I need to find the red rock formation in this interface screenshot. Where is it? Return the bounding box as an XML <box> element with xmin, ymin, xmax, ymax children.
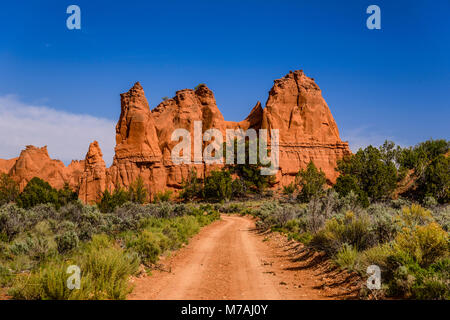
<box><xmin>79</xmin><ymin>141</ymin><xmax>107</xmax><ymax>203</ymax></box>
<box><xmin>261</xmin><ymin>70</ymin><xmax>350</xmax><ymax>184</ymax></box>
<box><xmin>0</xmin><ymin>158</ymin><xmax>18</xmax><ymax>175</ymax></box>
<box><xmin>0</xmin><ymin>70</ymin><xmax>351</xmax><ymax>202</ymax></box>
<box><xmin>5</xmin><ymin>145</ymin><xmax>86</xmax><ymax>192</ymax></box>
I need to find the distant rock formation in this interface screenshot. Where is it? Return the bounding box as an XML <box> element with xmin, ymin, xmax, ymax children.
<box><xmin>0</xmin><ymin>70</ymin><xmax>351</xmax><ymax>203</ymax></box>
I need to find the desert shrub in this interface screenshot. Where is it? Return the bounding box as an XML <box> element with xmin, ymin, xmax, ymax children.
<box><xmin>333</xmin><ymin>175</ymin><xmax>370</xmax><ymax>207</ymax></box>
<box><xmin>296</xmin><ymin>161</ymin><xmax>326</xmax><ymax>203</ymax></box>
<box><xmin>397</xmin><ymin>204</ymin><xmax>433</xmax><ymax>229</ymax></box>
<box><xmin>217</xmin><ymin>202</ymin><xmax>245</xmax><ymax>213</ymax></box>
<box><xmin>77</xmin><ymin>235</ymin><xmax>140</xmax><ymax>299</ymax></box>
<box><xmin>8</xmin><ymin>232</ymin><xmax>55</xmax><ymax>263</ymax></box>
<box><xmin>423</xmin><ymin>196</ymin><xmax>438</xmax><ymax>208</ymax></box>
<box><xmin>17</xmin><ymin>177</ymin><xmax>59</xmax><ymax>209</ymax></box>
<box><xmin>335</xmin><ymin>142</ymin><xmax>400</xmax><ymax>202</ymax></box>
<box><xmin>16</xmin><ymin>178</ymin><xmax>76</xmax><ymax>210</ymax></box>
<box><xmin>397</xmin><ymin>139</ymin><xmax>449</xmax><ymax>203</ymax></box>
<box><xmin>59</xmin><ymin>202</ymin><xmax>106</xmax><ymax>240</ymax></box>
<box><xmin>367</xmin><ymin>204</ymin><xmax>400</xmax><ymax>243</ymax></box>
<box><xmin>0</xmin><ymin>173</ymin><xmax>19</xmax><ymax>205</ymax></box>
<box><xmin>126</xmin><ymin>229</ymin><xmax>164</xmax><ymax>264</ymax></box>
<box><xmin>282</xmin><ymin>183</ymin><xmax>296</xmax><ymax>198</ymax></box>
<box><xmin>231</xmin><ymin>178</ymin><xmax>246</xmax><ymax>198</ymax></box>
<box><xmin>29</xmin><ymin>203</ymin><xmax>59</xmax><ymax>223</ymax></box>
<box><xmin>390</xmin><ymin>198</ymin><xmax>412</xmax><ymax>209</ymax></box>
<box><xmin>394</xmin><ymin>222</ymin><xmax>448</xmax><ymax>268</ymax></box>
<box><xmin>276</xmin><ymin>205</ymin><xmax>303</xmax><ymax>228</ymax></box>
<box><xmin>417</xmin><ymin>155</ymin><xmax>450</xmax><ymax>204</ymax></box>
<box><xmin>112</xmin><ymin>202</ymin><xmax>150</xmax><ymax>231</ymax></box>
<box><xmin>56</xmin><ymin>183</ymin><xmax>79</xmax><ymax>208</ymax></box>
<box><xmin>0</xmin><ymin>264</ymin><xmax>13</xmax><ymax>287</ymax></box>
<box><xmin>387</xmin><ymin>258</ymin><xmax>450</xmax><ymax>299</ymax></box>
<box><xmin>0</xmin><ymin>204</ymin><xmax>27</xmax><ymax>241</ymax></box>
<box><xmin>203</xmin><ymin>170</ymin><xmax>233</xmax><ymax>202</ymax></box>
<box><xmin>10</xmin><ymin>234</ymin><xmax>139</xmax><ymax>300</ymax></box>
<box><xmin>9</xmin><ymin>261</ymin><xmax>77</xmax><ymax>300</ymax></box>
<box><xmin>359</xmin><ymin>242</ymin><xmax>393</xmax><ymax>272</ymax></box>
<box><xmin>56</xmin><ymin>231</ymin><xmax>79</xmax><ymax>254</ymax></box>
<box><xmin>153</xmin><ymin>202</ymin><xmax>176</xmax><ymax>219</ymax></box>
<box><xmin>97</xmin><ymin>188</ymin><xmax>130</xmax><ymax>213</ymax></box>
<box><xmin>128</xmin><ymin>177</ymin><xmax>148</xmax><ymax>204</ymax></box>
<box><xmin>432</xmin><ymin>205</ymin><xmax>450</xmax><ymax>232</ymax></box>
<box><xmin>227</xmin><ymin>138</ymin><xmax>276</xmax><ymax>195</ymax></box>
<box><xmin>411</xmin><ymin>258</ymin><xmax>449</xmax><ymax>300</ymax></box>
<box><xmin>173</xmin><ymin>216</ymin><xmax>200</xmax><ymax>243</ymax></box>
<box><xmin>334</xmin><ymin>244</ymin><xmax>360</xmax><ymax>271</ymax></box>
<box><xmin>303</xmin><ymin>192</ymin><xmax>341</xmax><ymax>233</ymax></box>
<box><xmin>153</xmin><ymin>190</ymin><xmax>173</xmax><ymax>203</ymax></box>
<box><xmin>180</xmin><ymin>169</ymin><xmax>203</xmax><ymax>202</ymax></box>
<box><xmin>253</xmin><ymin>201</ymin><xmax>282</xmax><ymax>230</ymax></box>
<box><xmin>2</xmin><ymin>198</ymin><xmax>220</xmax><ymax>299</ymax></box>
<box><xmin>310</xmin><ymin>211</ymin><xmax>372</xmax><ymax>255</ymax></box>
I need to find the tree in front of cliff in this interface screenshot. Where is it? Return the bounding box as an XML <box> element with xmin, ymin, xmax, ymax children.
<box><xmin>296</xmin><ymin>161</ymin><xmax>326</xmax><ymax>203</ymax></box>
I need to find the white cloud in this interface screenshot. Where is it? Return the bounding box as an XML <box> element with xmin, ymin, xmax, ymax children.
<box><xmin>0</xmin><ymin>95</ymin><xmax>116</xmax><ymax>166</ymax></box>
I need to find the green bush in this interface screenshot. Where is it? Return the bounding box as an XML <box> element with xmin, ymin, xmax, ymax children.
<box><xmin>296</xmin><ymin>161</ymin><xmax>326</xmax><ymax>203</ymax></box>
<box><xmin>126</xmin><ymin>229</ymin><xmax>164</xmax><ymax>264</ymax></box>
<box><xmin>394</xmin><ymin>222</ymin><xmax>448</xmax><ymax>268</ymax></box>
<box><xmin>310</xmin><ymin>211</ymin><xmax>372</xmax><ymax>255</ymax></box>
<box><xmin>0</xmin><ymin>174</ymin><xmax>19</xmax><ymax>205</ymax></box>
<box><xmin>128</xmin><ymin>177</ymin><xmax>148</xmax><ymax>204</ymax></box>
<box><xmin>17</xmin><ymin>178</ymin><xmax>59</xmax><ymax>210</ymax></box>
<box><xmin>10</xmin><ymin>235</ymin><xmax>140</xmax><ymax>300</ymax></box>
<box><xmin>16</xmin><ymin>178</ymin><xmax>77</xmax><ymax>210</ymax></box>
<box><xmin>334</xmin><ymin>244</ymin><xmax>359</xmax><ymax>271</ymax></box>
<box><xmin>203</xmin><ymin>170</ymin><xmax>233</xmax><ymax>202</ymax></box>
<box><xmin>56</xmin><ymin>231</ymin><xmax>79</xmax><ymax>254</ymax></box>
<box><xmin>97</xmin><ymin>188</ymin><xmax>129</xmax><ymax>213</ymax></box>
<box><xmin>0</xmin><ymin>204</ymin><xmax>27</xmax><ymax>241</ymax></box>
<box><xmin>153</xmin><ymin>190</ymin><xmax>173</xmax><ymax>203</ymax></box>
<box><xmin>335</xmin><ymin>142</ymin><xmax>400</xmax><ymax>202</ymax></box>
<box><xmin>180</xmin><ymin>169</ymin><xmax>203</xmax><ymax>201</ymax></box>
<box><xmin>77</xmin><ymin>235</ymin><xmax>140</xmax><ymax>299</ymax></box>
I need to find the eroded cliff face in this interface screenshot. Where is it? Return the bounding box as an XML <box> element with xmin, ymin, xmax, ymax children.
<box><xmin>1</xmin><ymin>70</ymin><xmax>351</xmax><ymax>203</ymax></box>
<box><xmin>7</xmin><ymin>146</ymin><xmax>84</xmax><ymax>191</ymax></box>
<box><xmin>0</xmin><ymin>158</ymin><xmax>18</xmax><ymax>175</ymax></box>
<box><xmin>261</xmin><ymin>70</ymin><xmax>350</xmax><ymax>185</ymax></box>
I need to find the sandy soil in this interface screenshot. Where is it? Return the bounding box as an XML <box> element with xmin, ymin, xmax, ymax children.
<box><xmin>129</xmin><ymin>214</ymin><xmax>360</xmax><ymax>300</ymax></box>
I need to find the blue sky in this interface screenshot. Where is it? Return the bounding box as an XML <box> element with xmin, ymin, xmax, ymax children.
<box><xmin>0</xmin><ymin>0</ymin><xmax>449</xmax><ymax>164</ymax></box>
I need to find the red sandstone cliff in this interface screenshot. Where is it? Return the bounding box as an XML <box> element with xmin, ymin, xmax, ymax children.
<box><xmin>0</xmin><ymin>70</ymin><xmax>351</xmax><ymax>203</ymax></box>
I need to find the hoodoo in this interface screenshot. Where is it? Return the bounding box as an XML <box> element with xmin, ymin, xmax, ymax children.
<box><xmin>0</xmin><ymin>70</ymin><xmax>351</xmax><ymax>203</ymax></box>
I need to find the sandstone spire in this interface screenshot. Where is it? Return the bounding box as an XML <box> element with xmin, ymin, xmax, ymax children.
<box><xmin>79</xmin><ymin>141</ymin><xmax>107</xmax><ymax>203</ymax></box>
<box><xmin>262</xmin><ymin>70</ymin><xmax>350</xmax><ymax>184</ymax></box>
<box><xmin>115</xmin><ymin>82</ymin><xmax>162</xmax><ymax>162</ymax></box>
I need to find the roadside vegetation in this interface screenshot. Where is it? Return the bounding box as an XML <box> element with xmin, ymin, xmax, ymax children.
<box><xmin>0</xmin><ymin>138</ymin><xmax>448</xmax><ymax>300</ymax></box>
<box><xmin>212</xmin><ymin>139</ymin><xmax>449</xmax><ymax>300</ymax></box>
<box><xmin>0</xmin><ymin>176</ymin><xmax>219</xmax><ymax>299</ymax></box>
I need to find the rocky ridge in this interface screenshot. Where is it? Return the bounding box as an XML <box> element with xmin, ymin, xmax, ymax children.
<box><xmin>1</xmin><ymin>70</ymin><xmax>351</xmax><ymax>203</ymax></box>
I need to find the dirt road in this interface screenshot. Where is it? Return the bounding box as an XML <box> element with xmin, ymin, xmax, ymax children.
<box><xmin>129</xmin><ymin>215</ymin><xmax>359</xmax><ymax>300</ymax></box>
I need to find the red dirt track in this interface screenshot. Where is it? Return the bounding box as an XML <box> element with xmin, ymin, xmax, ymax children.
<box><xmin>129</xmin><ymin>215</ymin><xmax>360</xmax><ymax>300</ymax></box>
